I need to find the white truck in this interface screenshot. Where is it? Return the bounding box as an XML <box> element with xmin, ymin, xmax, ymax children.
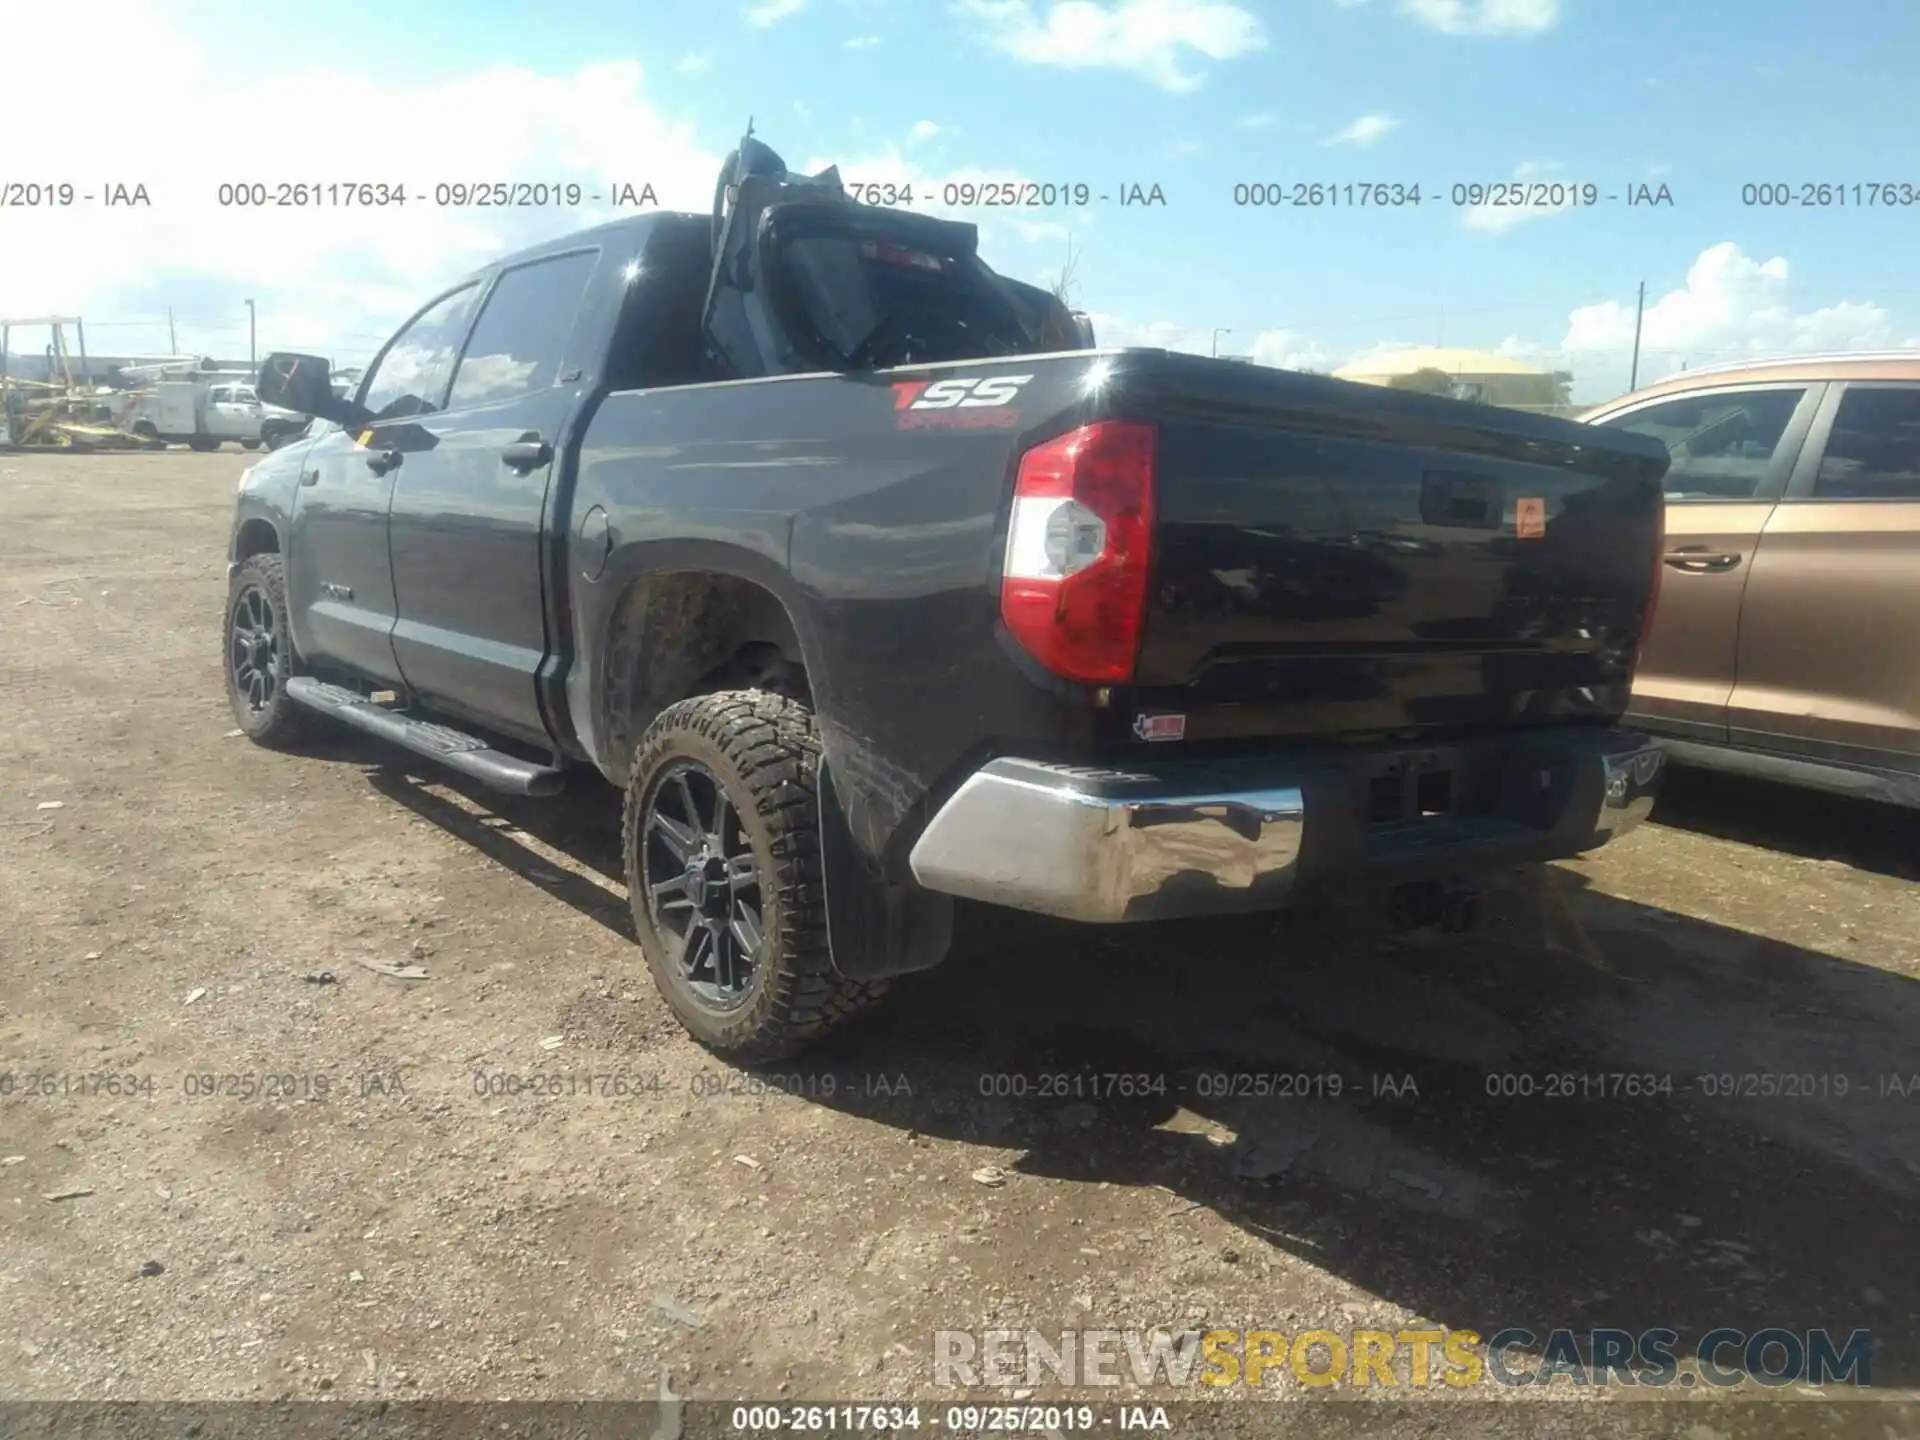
<box><xmin>117</xmin><ymin>372</ymin><xmax>306</xmax><ymax>451</ymax></box>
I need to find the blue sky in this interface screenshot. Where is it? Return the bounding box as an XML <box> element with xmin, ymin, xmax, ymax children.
<box><xmin>7</xmin><ymin>0</ymin><xmax>1918</xmax><ymax>400</ymax></box>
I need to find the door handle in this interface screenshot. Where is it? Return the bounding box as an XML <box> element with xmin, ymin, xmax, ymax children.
<box><xmin>501</xmin><ymin>437</ymin><xmax>552</xmax><ymax>473</ymax></box>
<box><xmin>501</xmin><ymin>438</ymin><xmax>552</xmax><ymax>472</ymax></box>
<box><xmin>1663</xmin><ymin>547</ymin><xmax>1741</xmax><ymax>573</ymax></box>
<box><xmin>365</xmin><ymin>450</ymin><xmax>403</xmax><ymax>476</ymax></box>
<box><xmin>299</xmin><ymin>469</ymin><xmax>320</xmax><ymax>486</ymax></box>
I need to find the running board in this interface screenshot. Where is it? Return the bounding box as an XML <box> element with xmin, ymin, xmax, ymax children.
<box><xmin>284</xmin><ymin>677</ymin><xmax>568</xmax><ymax>797</ymax></box>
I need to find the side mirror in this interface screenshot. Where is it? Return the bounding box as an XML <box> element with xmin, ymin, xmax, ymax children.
<box><xmin>256</xmin><ymin>352</ymin><xmax>364</xmax><ymax>426</ymax></box>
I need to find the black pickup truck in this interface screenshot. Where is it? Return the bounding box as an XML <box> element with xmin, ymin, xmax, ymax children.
<box><xmin>230</xmin><ymin>137</ymin><xmax>1671</xmax><ymax>1060</ymax></box>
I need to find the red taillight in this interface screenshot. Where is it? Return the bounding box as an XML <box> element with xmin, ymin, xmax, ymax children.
<box><xmin>1633</xmin><ymin>499</ymin><xmax>1666</xmax><ymax>674</ymax></box>
<box><xmin>999</xmin><ymin>420</ymin><xmax>1157</xmax><ymax>683</ymax></box>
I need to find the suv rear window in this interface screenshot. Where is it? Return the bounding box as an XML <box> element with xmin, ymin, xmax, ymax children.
<box><xmin>1813</xmin><ymin>386</ymin><xmax>1920</xmax><ymax>500</ymax></box>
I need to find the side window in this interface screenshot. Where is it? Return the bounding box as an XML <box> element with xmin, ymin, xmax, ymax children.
<box><xmin>359</xmin><ymin>283</ymin><xmax>481</xmax><ymax>421</ymax></box>
<box><xmin>1600</xmin><ymin>387</ymin><xmax>1806</xmax><ymax>501</ymax></box>
<box><xmin>1812</xmin><ymin>387</ymin><xmax>1920</xmax><ymax>500</ymax></box>
<box><xmin>446</xmin><ymin>250</ymin><xmax>598</xmax><ymax>410</ymax></box>
<box><xmin>208</xmin><ymin>386</ymin><xmax>230</xmax><ymax>404</ymax></box>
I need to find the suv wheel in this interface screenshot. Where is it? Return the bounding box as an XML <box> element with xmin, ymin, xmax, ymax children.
<box><xmin>622</xmin><ymin>690</ymin><xmax>887</xmax><ymax>1062</ymax></box>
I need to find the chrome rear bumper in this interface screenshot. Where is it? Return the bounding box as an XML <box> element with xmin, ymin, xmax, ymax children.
<box><xmin>908</xmin><ymin>759</ymin><xmax>1306</xmax><ymax>924</ymax></box>
<box><xmin>907</xmin><ymin>732</ymin><xmax>1663</xmax><ymax>924</ymax></box>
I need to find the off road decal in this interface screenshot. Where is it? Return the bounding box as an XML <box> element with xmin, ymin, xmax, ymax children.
<box><xmin>891</xmin><ymin>373</ymin><xmax>1034</xmax><ymax>429</ymax></box>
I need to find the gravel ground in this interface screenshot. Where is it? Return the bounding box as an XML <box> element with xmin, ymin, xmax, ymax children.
<box><xmin>2</xmin><ymin>449</ymin><xmax>1917</xmax><ymax>1438</ymax></box>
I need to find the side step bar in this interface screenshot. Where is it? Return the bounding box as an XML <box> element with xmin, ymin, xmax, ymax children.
<box><xmin>284</xmin><ymin>677</ymin><xmax>568</xmax><ymax>797</ymax></box>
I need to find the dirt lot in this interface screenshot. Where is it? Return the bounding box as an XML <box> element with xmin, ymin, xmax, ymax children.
<box><xmin>3</xmin><ymin>449</ymin><xmax>1918</xmax><ymax>1434</ymax></box>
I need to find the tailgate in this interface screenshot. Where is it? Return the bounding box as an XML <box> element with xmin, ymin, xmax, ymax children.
<box><xmin>1122</xmin><ymin>357</ymin><xmax>1670</xmax><ymax>745</ymax></box>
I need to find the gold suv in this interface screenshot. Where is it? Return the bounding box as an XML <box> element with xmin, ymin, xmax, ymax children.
<box><xmin>1583</xmin><ymin>353</ymin><xmax>1920</xmax><ymax>808</ymax></box>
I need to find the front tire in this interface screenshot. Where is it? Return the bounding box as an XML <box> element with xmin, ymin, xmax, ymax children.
<box><xmin>622</xmin><ymin>691</ymin><xmax>886</xmax><ymax>1062</ymax></box>
<box><xmin>224</xmin><ymin>553</ymin><xmax>323</xmax><ymax>748</ymax></box>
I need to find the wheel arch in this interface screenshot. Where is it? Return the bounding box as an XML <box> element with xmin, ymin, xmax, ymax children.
<box><xmin>598</xmin><ymin>564</ymin><xmax>814</xmax><ymax>780</ymax></box>
<box><xmin>232</xmin><ymin>517</ymin><xmax>280</xmax><ymax>563</ymax></box>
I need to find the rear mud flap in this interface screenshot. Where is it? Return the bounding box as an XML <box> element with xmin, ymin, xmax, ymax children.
<box><xmin>818</xmin><ymin>759</ymin><xmax>953</xmax><ymax>979</ymax></box>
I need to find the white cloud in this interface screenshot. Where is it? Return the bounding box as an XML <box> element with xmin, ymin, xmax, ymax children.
<box><xmin>1323</xmin><ymin>112</ymin><xmax>1399</xmax><ymax>147</ymax></box>
<box><xmin>956</xmin><ymin>0</ymin><xmax>1266</xmax><ymax>92</ymax></box>
<box><xmin>1402</xmin><ymin>0</ymin><xmax>1559</xmax><ymax>32</ymax></box>
<box><xmin>799</xmin><ymin>144</ymin><xmax>1100</xmax><ymax>258</ymax></box>
<box><xmin>1087</xmin><ymin>314</ymin><xmax>1333</xmax><ymax>370</ymax></box>
<box><xmin>1248</xmin><ymin>329</ymin><xmax>1336</xmax><ymax>370</ymax></box>
<box><xmin>675</xmin><ymin>52</ymin><xmax>712</xmax><ymax>72</ymax></box>
<box><xmin>744</xmin><ymin>0</ymin><xmax>808</xmax><ymax>25</ymax></box>
<box><xmin>907</xmin><ymin>120</ymin><xmax>945</xmax><ymax>143</ymax></box>
<box><xmin>844</xmin><ymin>33</ymin><xmax>881</xmax><ymax>46</ymax></box>
<box><xmin>1555</xmin><ymin>243</ymin><xmax>1909</xmax><ymax>389</ymax></box>
<box><xmin>1458</xmin><ymin>160</ymin><xmax>1576</xmax><ymax>234</ymax></box>
<box><xmin>0</xmin><ymin>1</ymin><xmax>723</xmax><ymax>368</ymax></box>
<box><xmin>1338</xmin><ymin>0</ymin><xmax>1560</xmax><ymax>34</ymax></box>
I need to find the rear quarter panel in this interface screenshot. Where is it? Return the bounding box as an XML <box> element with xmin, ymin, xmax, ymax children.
<box><xmin>569</xmin><ymin>356</ymin><xmax>1107</xmax><ymax>867</ymax></box>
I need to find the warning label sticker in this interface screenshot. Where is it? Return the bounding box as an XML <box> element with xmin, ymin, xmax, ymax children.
<box><xmin>1515</xmin><ymin>497</ymin><xmax>1546</xmax><ymax>539</ymax></box>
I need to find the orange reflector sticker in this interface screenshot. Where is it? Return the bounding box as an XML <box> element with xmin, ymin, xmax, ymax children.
<box><xmin>357</xmin><ymin>429</ymin><xmax>375</xmax><ymax>447</ymax></box>
<box><xmin>1515</xmin><ymin>497</ymin><xmax>1546</xmax><ymax>539</ymax></box>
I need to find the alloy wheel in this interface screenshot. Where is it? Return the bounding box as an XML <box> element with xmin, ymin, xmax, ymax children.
<box><xmin>640</xmin><ymin>759</ymin><xmax>765</xmax><ymax>1010</ymax></box>
<box><xmin>229</xmin><ymin>585</ymin><xmax>280</xmax><ymax>715</ymax></box>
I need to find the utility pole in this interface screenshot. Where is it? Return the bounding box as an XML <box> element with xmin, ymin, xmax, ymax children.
<box><xmin>1211</xmin><ymin>327</ymin><xmax>1231</xmax><ymax>358</ymax></box>
<box><xmin>167</xmin><ymin>307</ymin><xmax>177</xmax><ymax>355</ymax></box>
<box><xmin>245</xmin><ymin>299</ymin><xmax>256</xmax><ymax>371</ymax></box>
<box><xmin>1628</xmin><ymin>280</ymin><xmax>1646</xmax><ymax>391</ymax></box>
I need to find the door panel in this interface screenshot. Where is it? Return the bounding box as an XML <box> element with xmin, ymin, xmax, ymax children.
<box><xmin>1729</xmin><ymin>383</ymin><xmax>1920</xmax><ymax>759</ymax></box>
<box><xmin>1631</xmin><ymin>502</ymin><xmax>1776</xmax><ymax>733</ymax></box>
<box><xmin>1587</xmin><ymin>383</ymin><xmax>1819</xmax><ymax>737</ymax></box>
<box><xmin>286</xmin><ymin>425</ymin><xmax>405</xmax><ymax>684</ymax></box>
<box><xmin>385</xmin><ymin>248</ymin><xmax>599</xmax><ymax>745</ymax></box>
<box><xmin>284</xmin><ymin>281</ymin><xmax>482</xmax><ymax>685</ymax></box>
<box><xmin>1730</xmin><ymin>504</ymin><xmax>1920</xmax><ymax>754</ymax></box>
<box><xmin>386</xmin><ymin>393</ymin><xmax>570</xmax><ymax>743</ymax></box>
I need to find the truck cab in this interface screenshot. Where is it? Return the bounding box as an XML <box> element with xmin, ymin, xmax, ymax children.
<box><xmin>204</xmin><ymin>383</ymin><xmax>266</xmax><ymax>447</ymax></box>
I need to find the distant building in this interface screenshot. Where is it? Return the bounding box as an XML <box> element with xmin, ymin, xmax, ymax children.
<box><xmin>1335</xmin><ymin>347</ymin><xmax>1569</xmax><ymax>412</ymax></box>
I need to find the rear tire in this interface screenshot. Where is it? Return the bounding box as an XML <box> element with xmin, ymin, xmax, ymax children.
<box><xmin>622</xmin><ymin>690</ymin><xmax>887</xmax><ymax>1063</ymax></box>
<box><xmin>224</xmin><ymin>553</ymin><xmax>324</xmax><ymax>749</ymax></box>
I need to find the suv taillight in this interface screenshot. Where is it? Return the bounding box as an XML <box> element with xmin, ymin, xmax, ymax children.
<box><xmin>999</xmin><ymin>420</ymin><xmax>1157</xmax><ymax>683</ymax></box>
<box><xmin>1634</xmin><ymin>499</ymin><xmax>1666</xmax><ymax>674</ymax></box>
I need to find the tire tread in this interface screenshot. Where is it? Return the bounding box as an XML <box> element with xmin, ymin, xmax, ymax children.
<box><xmin>622</xmin><ymin>690</ymin><xmax>886</xmax><ymax>1062</ymax></box>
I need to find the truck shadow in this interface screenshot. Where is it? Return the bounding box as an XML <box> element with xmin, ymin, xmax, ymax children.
<box><xmin>832</xmin><ymin>879</ymin><xmax>1920</xmax><ymax>1388</ymax></box>
<box><xmin>1650</xmin><ymin>765</ymin><xmax>1920</xmax><ymax>883</ymax></box>
<box><xmin>345</xmin><ymin>743</ymin><xmax>1918</xmax><ymax>1388</ymax></box>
